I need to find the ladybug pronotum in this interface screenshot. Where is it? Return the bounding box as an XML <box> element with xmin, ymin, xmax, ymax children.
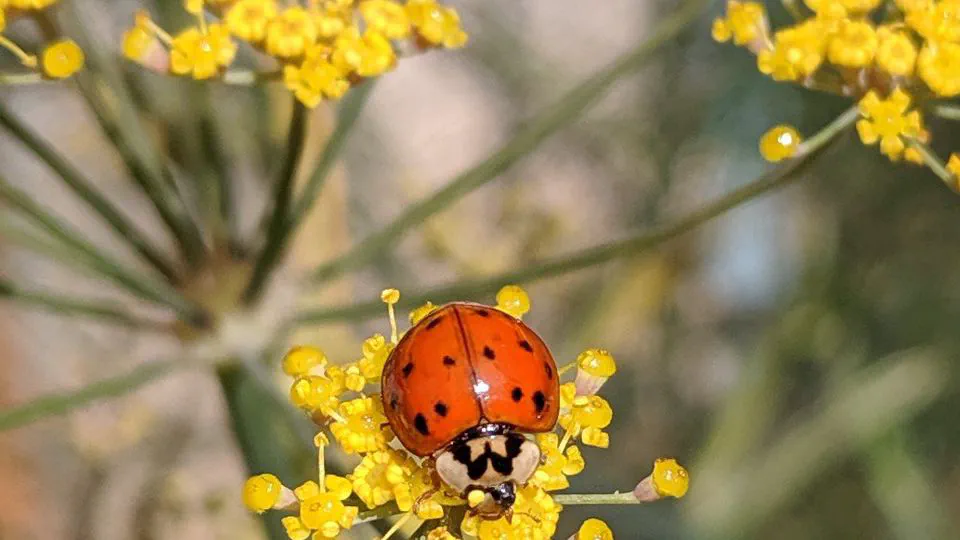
<box><xmin>381</xmin><ymin>302</ymin><xmax>560</xmax><ymax>519</ymax></box>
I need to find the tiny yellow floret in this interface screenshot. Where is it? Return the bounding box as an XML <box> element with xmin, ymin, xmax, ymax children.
<box><xmin>409</xmin><ymin>301</ymin><xmax>437</xmax><ymax>324</ymax></box>
<box><xmin>577</xmin><ymin>348</ymin><xmax>617</xmax><ymax>377</ymax></box>
<box><xmin>242</xmin><ymin>473</ymin><xmax>282</xmax><ymax>513</ymax></box>
<box><xmin>496</xmin><ymin>284</ymin><xmax>531</xmax><ymax>319</ymax></box>
<box><xmin>759</xmin><ymin>125</ymin><xmax>802</xmax><ymax>162</ymax></box>
<box><xmin>381</xmin><ymin>288</ymin><xmax>400</xmax><ymax>304</ymax></box>
<box><xmin>651</xmin><ymin>458</ymin><xmax>689</xmax><ymax>498</ymax></box>
<box><xmin>947</xmin><ymin>154</ymin><xmax>960</xmax><ymax>184</ymax></box>
<box><xmin>467</xmin><ymin>489</ymin><xmax>485</xmax><ymax>508</ymax></box>
<box><xmin>41</xmin><ymin>40</ymin><xmax>84</xmax><ymax>79</ymax></box>
<box><xmin>577</xmin><ymin>518</ymin><xmax>614</xmax><ymax>540</ymax></box>
<box><xmin>283</xmin><ymin>345</ymin><xmax>327</xmax><ymax>376</ymax></box>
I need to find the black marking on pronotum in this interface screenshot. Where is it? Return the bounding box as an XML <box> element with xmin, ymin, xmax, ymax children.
<box><xmin>483</xmin><ymin>346</ymin><xmax>496</xmax><ymax>360</ymax></box>
<box><xmin>443</xmin><ymin>355</ymin><xmax>456</xmax><ymax>366</ymax></box>
<box><xmin>452</xmin><ymin>433</ymin><xmax>527</xmax><ymax>481</ymax></box>
<box><xmin>511</xmin><ymin>387</ymin><xmax>524</xmax><ymax>402</ymax></box>
<box><xmin>533</xmin><ymin>391</ymin><xmax>546</xmax><ymax>414</ymax></box>
<box><xmin>544</xmin><ymin>362</ymin><xmax>554</xmax><ymax>380</ymax></box>
<box><xmin>518</xmin><ymin>340</ymin><xmax>533</xmax><ymax>353</ymax></box>
<box><xmin>425</xmin><ymin>317</ymin><xmax>444</xmax><ymax>330</ymax></box>
<box><xmin>389</xmin><ymin>395</ymin><xmax>399</xmax><ymax>410</ymax></box>
<box><xmin>402</xmin><ymin>362</ymin><xmax>414</xmax><ymax>377</ymax></box>
<box><xmin>434</xmin><ymin>402</ymin><xmax>449</xmax><ymax>417</ymax></box>
<box><xmin>414</xmin><ymin>413</ymin><xmax>429</xmax><ymax>435</ymax></box>
<box><xmin>474</xmin><ymin>309</ymin><xmax>490</xmax><ymax>317</ymax></box>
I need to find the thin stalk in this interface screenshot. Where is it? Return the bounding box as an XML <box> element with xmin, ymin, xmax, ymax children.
<box><xmin>0</xmin><ymin>360</ymin><xmax>178</xmax><ymax>432</ymax></box>
<box><xmin>295</xmin><ymin>107</ymin><xmax>856</xmax><ymax>325</ymax></box>
<box><xmin>307</xmin><ymin>0</ymin><xmax>712</xmax><ymax>285</ymax></box>
<box><xmin>0</xmin><ymin>278</ymin><xmax>172</xmax><ymax>331</ymax></box>
<box><xmin>931</xmin><ymin>103</ymin><xmax>960</xmax><ymax>121</ymax></box>
<box><xmin>906</xmin><ymin>139</ymin><xmax>958</xmax><ymax>193</ymax></box>
<box><xmin>553</xmin><ymin>493</ymin><xmax>640</xmax><ymax>505</ymax></box>
<box><xmin>0</xmin><ymin>72</ymin><xmax>43</xmax><ymax>84</ymax></box>
<box><xmin>242</xmin><ymin>102</ymin><xmax>308</xmax><ymax>305</ymax></box>
<box><xmin>0</xmin><ymin>103</ymin><xmax>180</xmax><ymax>281</ymax></box>
<box><xmin>199</xmin><ymin>88</ymin><xmax>241</xmax><ymax>253</ymax></box>
<box><xmin>0</xmin><ymin>174</ymin><xmax>202</xmax><ymax>321</ymax></box>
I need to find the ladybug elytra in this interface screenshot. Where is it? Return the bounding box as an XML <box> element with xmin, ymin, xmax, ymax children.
<box><xmin>380</xmin><ymin>302</ymin><xmax>560</xmax><ymax>519</ymax></box>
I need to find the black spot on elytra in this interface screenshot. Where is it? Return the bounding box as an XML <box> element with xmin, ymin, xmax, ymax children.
<box><xmin>519</xmin><ymin>340</ymin><xmax>533</xmax><ymax>353</ymax></box>
<box><xmin>402</xmin><ymin>362</ymin><xmax>414</xmax><ymax>377</ymax></box>
<box><xmin>389</xmin><ymin>395</ymin><xmax>399</xmax><ymax>410</ymax></box>
<box><xmin>443</xmin><ymin>355</ymin><xmax>456</xmax><ymax>366</ymax></box>
<box><xmin>414</xmin><ymin>413</ymin><xmax>429</xmax><ymax>435</ymax></box>
<box><xmin>483</xmin><ymin>346</ymin><xmax>496</xmax><ymax>360</ymax></box>
<box><xmin>475</xmin><ymin>309</ymin><xmax>490</xmax><ymax>317</ymax></box>
<box><xmin>434</xmin><ymin>402</ymin><xmax>448</xmax><ymax>417</ymax></box>
<box><xmin>511</xmin><ymin>387</ymin><xmax>524</xmax><ymax>402</ymax></box>
<box><xmin>533</xmin><ymin>391</ymin><xmax>546</xmax><ymax>414</ymax></box>
<box><xmin>425</xmin><ymin>317</ymin><xmax>443</xmax><ymax>330</ymax></box>
<box><xmin>544</xmin><ymin>362</ymin><xmax>554</xmax><ymax>380</ymax></box>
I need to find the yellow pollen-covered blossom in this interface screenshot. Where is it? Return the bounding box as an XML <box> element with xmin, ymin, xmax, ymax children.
<box><xmin>759</xmin><ymin>125</ymin><xmax>802</xmax><ymax>163</ymax></box>
<box><xmin>350</xmin><ymin>449</ymin><xmax>416</xmax><ymax>510</ymax></box>
<box><xmin>876</xmin><ymin>26</ymin><xmax>917</xmax><ymax>77</ymax></box>
<box><xmin>496</xmin><ymin>284</ymin><xmax>531</xmax><ymax>319</ymax></box>
<box><xmin>559</xmin><ymin>383</ymin><xmax>613</xmax><ymax>448</ymax></box>
<box><xmin>532</xmin><ymin>433</ymin><xmax>585</xmax><ymax>491</ymax></box>
<box><xmin>296</xmin><ymin>476</ymin><xmax>358</xmax><ymax>538</ymax></box>
<box><xmin>906</xmin><ymin>1</ymin><xmax>960</xmax><ymax>43</ymax></box>
<box><xmin>918</xmin><ymin>42</ymin><xmax>960</xmax><ymax>97</ymax></box>
<box><xmin>332</xmin><ymin>27</ymin><xmax>397</xmax><ymax>78</ymax></box>
<box><xmin>284</xmin><ymin>44</ymin><xmax>350</xmax><ymax>108</ymax></box>
<box><xmin>406</xmin><ymin>0</ymin><xmax>468</xmax><ymax>48</ymax></box>
<box><xmin>577</xmin><ymin>518</ymin><xmax>614</xmax><ymax>540</ymax></box>
<box><xmin>8</xmin><ymin>0</ymin><xmax>58</xmax><ymax>8</ymax></box>
<box><xmin>856</xmin><ymin>89</ymin><xmax>926</xmax><ymax>160</ymax></box>
<box><xmin>651</xmin><ymin>458</ymin><xmax>690</xmax><ymax>498</ymax></box>
<box><xmin>289</xmin><ymin>370</ymin><xmax>344</xmax><ymax>415</ymax></box>
<box><xmin>225</xmin><ymin>0</ymin><xmax>277</xmax><ymax>43</ymax></box>
<box><xmin>312</xmin><ymin>5</ymin><xmax>351</xmax><ymax>39</ymax></box>
<box><xmin>40</xmin><ymin>40</ymin><xmax>84</xmax><ymax>79</ymax></box>
<box><xmin>462</xmin><ymin>485</ymin><xmax>560</xmax><ymax>540</ymax></box>
<box><xmin>948</xmin><ymin>153</ymin><xmax>960</xmax><ymax>180</ymax></box>
<box><xmin>358</xmin><ymin>333</ymin><xmax>392</xmax><ymax>380</ymax></box>
<box><xmin>711</xmin><ymin>1</ymin><xmax>768</xmax><ymax>47</ymax></box>
<box><xmin>122</xmin><ymin>26</ymin><xmax>163</xmax><ymax>66</ymax></box>
<box><xmin>281</xmin><ymin>516</ymin><xmax>312</xmax><ymax>540</ymax></box>
<box><xmin>242</xmin><ymin>473</ymin><xmax>283</xmax><ymax>513</ymax></box>
<box><xmin>169</xmin><ymin>24</ymin><xmax>237</xmax><ymax>80</ymax></box>
<box><xmin>426</xmin><ymin>527</ymin><xmax>458</xmax><ymax>540</ymax></box>
<box><xmin>343</xmin><ymin>363</ymin><xmax>367</xmax><ymax>392</ymax></box>
<box><xmin>409</xmin><ymin>301</ymin><xmax>438</xmax><ymax>324</ymax></box>
<box><xmin>283</xmin><ymin>345</ymin><xmax>327</xmax><ymax>376</ymax></box>
<box><xmin>361</xmin><ymin>0</ymin><xmax>412</xmax><ymax>40</ymax></box>
<box><xmin>757</xmin><ymin>21</ymin><xmax>826</xmax><ymax>81</ymax></box>
<box><xmin>827</xmin><ymin>19</ymin><xmax>877</xmax><ymax>68</ymax></box>
<box><xmin>576</xmin><ymin>348</ymin><xmax>617</xmax><ymax>378</ymax></box>
<box><xmin>329</xmin><ymin>396</ymin><xmax>393</xmax><ymax>453</ymax></box>
<box><xmin>266</xmin><ymin>6</ymin><xmax>318</xmax><ymax>58</ymax></box>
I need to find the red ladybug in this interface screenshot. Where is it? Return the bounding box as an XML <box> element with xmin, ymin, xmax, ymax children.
<box><xmin>381</xmin><ymin>302</ymin><xmax>560</xmax><ymax>518</ymax></box>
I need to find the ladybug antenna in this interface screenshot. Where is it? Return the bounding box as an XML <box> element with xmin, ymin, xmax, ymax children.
<box><xmin>381</xmin><ymin>288</ymin><xmax>401</xmax><ymax>344</ymax></box>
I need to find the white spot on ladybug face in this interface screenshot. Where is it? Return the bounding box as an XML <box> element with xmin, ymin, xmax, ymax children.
<box><xmin>435</xmin><ymin>433</ymin><xmax>540</xmax><ymax>495</ymax></box>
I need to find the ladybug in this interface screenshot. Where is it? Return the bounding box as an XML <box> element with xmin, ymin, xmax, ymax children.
<box><xmin>381</xmin><ymin>302</ymin><xmax>560</xmax><ymax>519</ymax></box>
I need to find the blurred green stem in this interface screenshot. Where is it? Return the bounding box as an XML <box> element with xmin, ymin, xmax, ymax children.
<box><xmin>0</xmin><ymin>103</ymin><xmax>180</xmax><ymax>281</ymax></box>
<box><xmin>0</xmin><ymin>175</ymin><xmax>202</xmax><ymax>321</ymax></box>
<box><xmin>0</xmin><ymin>278</ymin><xmax>171</xmax><ymax>331</ymax></box>
<box><xmin>906</xmin><ymin>139</ymin><xmax>957</xmax><ymax>193</ymax></box>
<box><xmin>295</xmin><ymin>104</ymin><xmax>857</xmax><ymax>325</ymax></box>
<box><xmin>553</xmin><ymin>493</ymin><xmax>642</xmax><ymax>505</ymax></box>
<box><xmin>0</xmin><ymin>72</ymin><xmax>43</xmax><ymax>84</ymax></box>
<box><xmin>931</xmin><ymin>103</ymin><xmax>960</xmax><ymax>120</ymax></box>
<box><xmin>243</xmin><ymin>101</ymin><xmax>308</xmax><ymax>305</ymax></box>
<box><xmin>307</xmin><ymin>0</ymin><xmax>712</xmax><ymax>285</ymax></box>
<box><xmin>0</xmin><ymin>360</ymin><xmax>178</xmax><ymax>432</ymax></box>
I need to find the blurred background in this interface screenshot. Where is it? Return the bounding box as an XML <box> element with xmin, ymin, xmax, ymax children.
<box><xmin>1</xmin><ymin>0</ymin><xmax>959</xmax><ymax>539</ymax></box>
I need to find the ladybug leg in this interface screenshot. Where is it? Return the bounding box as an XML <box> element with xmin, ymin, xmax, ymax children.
<box><xmin>412</xmin><ymin>487</ymin><xmax>439</xmax><ymax>515</ymax></box>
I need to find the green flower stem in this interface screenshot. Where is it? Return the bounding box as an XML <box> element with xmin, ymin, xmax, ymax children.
<box><xmin>198</xmin><ymin>87</ymin><xmax>241</xmax><ymax>253</ymax></box>
<box><xmin>0</xmin><ymin>277</ymin><xmax>171</xmax><ymax>331</ymax></box>
<box><xmin>307</xmin><ymin>0</ymin><xmax>712</xmax><ymax>285</ymax></box>
<box><xmin>931</xmin><ymin>103</ymin><xmax>960</xmax><ymax>121</ymax></box>
<box><xmin>0</xmin><ymin>360</ymin><xmax>178</xmax><ymax>433</ymax></box>
<box><xmin>553</xmin><ymin>492</ymin><xmax>640</xmax><ymax>505</ymax></box>
<box><xmin>0</xmin><ymin>103</ymin><xmax>180</xmax><ymax>281</ymax></box>
<box><xmin>906</xmin><ymin>140</ymin><xmax>958</xmax><ymax>193</ymax></box>
<box><xmin>0</xmin><ymin>72</ymin><xmax>43</xmax><ymax>85</ymax></box>
<box><xmin>222</xmin><ymin>70</ymin><xmax>282</xmax><ymax>85</ymax></box>
<box><xmin>0</xmin><ymin>174</ymin><xmax>203</xmax><ymax>321</ymax></box>
<box><xmin>295</xmin><ymin>106</ymin><xmax>856</xmax><ymax>326</ymax></box>
<box><xmin>243</xmin><ymin>101</ymin><xmax>309</xmax><ymax>305</ymax></box>
<box><xmin>356</xmin><ymin>502</ymin><xmax>403</xmax><ymax>524</ymax></box>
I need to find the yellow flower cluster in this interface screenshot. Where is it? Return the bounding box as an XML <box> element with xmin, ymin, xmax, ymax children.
<box><xmin>123</xmin><ymin>0</ymin><xmax>467</xmax><ymax>108</ymax></box>
<box><xmin>0</xmin><ymin>0</ymin><xmax>84</xmax><ymax>80</ymax></box>
<box><xmin>713</xmin><ymin>1</ymin><xmax>960</xmax><ymax>191</ymax></box>
<box><xmin>242</xmin><ymin>285</ymin><xmax>688</xmax><ymax>539</ymax></box>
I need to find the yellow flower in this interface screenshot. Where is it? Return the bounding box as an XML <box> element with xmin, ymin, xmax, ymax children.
<box><xmin>0</xmin><ymin>9</ymin><xmax>5</xmax><ymax>33</ymax></box>
<box><xmin>225</xmin><ymin>0</ymin><xmax>277</xmax><ymax>43</ymax></box>
<box><xmin>876</xmin><ymin>26</ymin><xmax>917</xmax><ymax>77</ymax></box>
<box><xmin>531</xmin><ymin>433</ymin><xmax>585</xmax><ymax>491</ymax></box>
<box><xmin>827</xmin><ymin>19</ymin><xmax>877</xmax><ymax>68</ymax></box>
<box><xmin>360</xmin><ymin>0</ymin><xmax>411</xmax><ymax>39</ymax></box>
<box><xmin>281</xmin><ymin>516</ymin><xmax>312</xmax><ymax>540</ymax></box>
<box><xmin>559</xmin><ymin>383</ymin><xmax>613</xmax><ymax>448</ymax></box>
<box><xmin>757</xmin><ymin>21</ymin><xmax>826</xmax><ymax>81</ymax></box>
<box><xmin>266</xmin><ymin>6</ymin><xmax>318</xmax><ymax>58</ymax></box>
<box><xmin>409</xmin><ymin>301</ymin><xmax>437</xmax><ymax>324</ymax></box>
<box><xmin>948</xmin><ymin>153</ymin><xmax>960</xmax><ymax>180</ymax></box>
<box><xmin>283</xmin><ymin>345</ymin><xmax>327</xmax><ymax>376</ymax></box>
<box><xmin>329</xmin><ymin>396</ymin><xmax>393</xmax><ymax>453</ymax></box>
<box><xmin>426</xmin><ymin>527</ymin><xmax>458</xmax><ymax>540</ymax></box>
<box><xmin>297</xmin><ymin>476</ymin><xmax>358</xmax><ymax>538</ymax></box>
<box><xmin>283</xmin><ymin>45</ymin><xmax>350</xmax><ymax>108</ymax></box>
<box><xmin>242</xmin><ymin>473</ymin><xmax>296</xmax><ymax>513</ymax></box>
<box><xmin>332</xmin><ymin>27</ymin><xmax>397</xmax><ymax>77</ymax></box>
<box><xmin>906</xmin><ymin>1</ymin><xmax>960</xmax><ymax>43</ymax></box>
<box><xmin>495</xmin><ymin>284</ymin><xmax>531</xmax><ymax>319</ymax></box>
<box><xmin>804</xmin><ymin>0</ymin><xmax>848</xmax><ymax>20</ymax></box>
<box><xmin>358</xmin><ymin>333</ymin><xmax>393</xmax><ymax>380</ymax></box>
<box><xmin>461</xmin><ymin>485</ymin><xmax>560</xmax><ymax>540</ymax></box>
<box><xmin>289</xmin><ymin>369</ymin><xmax>344</xmax><ymax>415</ymax></box>
<box><xmin>8</xmin><ymin>0</ymin><xmax>58</xmax><ymax>8</ymax></box>
<box><xmin>577</xmin><ymin>518</ymin><xmax>614</xmax><ymax>540</ymax></box>
<box><xmin>313</xmin><ymin>5</ymin><xmax>352</xmax><ymax>39</ymax></box>
<box><xmin>918</xmin><ymin>42</ymin><xmax>960</xmax><ymax>97</ymax></box>
<box><xmin>169</xmin><ymin>24</ymin><xmax>237</xmax><ymax>79</ymax></box>
<box><xmin>651</xmin><ymin>458</ymin><xmax>690</xmax><ymax>498</ymax></box>
<box><xmin>711</xmin><ymin>1</ymin><xmax>768</xmax><ymax>47</ymax></box>
<box><xmin>350</xmin><ymin>448</ymin><xmax>416</xmax><ymax>509</ymax></box>
<box><xmin>406</xmin><ymin>0</ymin><xmax>467</xmax><ymax>48</ymax></box>
<box><xmin>40</xmin><ymin>39</ymin><xmax>84</xmax><ymax>79</ymax></box>
<box><xmin>856</xmin><ymin>89</ymin><xmax>926</xmax><ymax>160</ymax></box>
<box><xmin>759</xmin><ymin>125</ymin><xmax>802</xmax><ymax>163</ymax></box>
<box><xmin>574</xmin><ymin>348</ymin><xmax>618</xmax><ymax>396</ymax></box>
